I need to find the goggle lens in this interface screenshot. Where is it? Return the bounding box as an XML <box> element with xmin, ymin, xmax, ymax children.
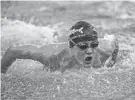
<box><xmin>77</xmin><ymin>41</ymin><xmax>99</xmax><ymax>50</ymax></box>
<box><xmin>91</xmin><ymin>41</ymin><xmax>99</xmax><ymax>48</ymax></box>
<box><xmin>77</xmin><ymin>43</ymin><xmax>88</xmax><ymax>50</ymax></box>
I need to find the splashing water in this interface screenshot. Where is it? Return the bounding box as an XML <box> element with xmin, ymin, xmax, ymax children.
<box><xmin>1</xmin><ymin>18</ymin><xmax>63</xmax><ymax>50</ymax></box>
<box><xmin>1</xmin><ymin>18</ymin><xmax>135</xmax><ymax>100</ymax></box>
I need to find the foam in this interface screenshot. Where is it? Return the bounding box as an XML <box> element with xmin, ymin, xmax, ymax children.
<box><xmin>1</xmin><ymin>18</ymin><xmax>62</xmax><ymax>46</ymax></box>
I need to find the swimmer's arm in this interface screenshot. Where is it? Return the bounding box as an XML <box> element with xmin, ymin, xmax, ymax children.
<box><xmin>1</xmin><ymin>45</ymin><xmax>49</xmax><ymax>73</ymax></box>
<box><xmin>104</xmin><ymin>37</ymin><xmax>119</xmax><ymax>68</ymax></box>
<box><xmin>96</xmin><ymin>47</ymin><xmax>110</xmax><ymax>63</ymax></box>
<box><xmin>96</xmin><ymin>48</ymin><xmax>111</xmax><ymax>56</ymax></box>
<box><xmin>61</xmin><ymin>56</ymin><xmax>80</xmax><ymax>73</ymax></box>
<box><xmin>97</xmin><ymin>34</ymin><xmax>119</xmax><ymax>68</ymax></box>
<box><xmin>47</xmin><ymin>49</ymin><xmax>69</xmax><ymax>72</ymax></box>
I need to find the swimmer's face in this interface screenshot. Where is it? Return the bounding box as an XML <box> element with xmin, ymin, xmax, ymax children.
<box><xmin>70</xmin><ymin>41</ymin><xmax>99</xmax><ymax>67</ymax></box>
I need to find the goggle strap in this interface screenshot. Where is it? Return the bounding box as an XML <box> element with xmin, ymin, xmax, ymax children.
<box><xmin>69</xmin><ymin>38</ymin><xmax>78</xmax><ymax>47</ymax></box>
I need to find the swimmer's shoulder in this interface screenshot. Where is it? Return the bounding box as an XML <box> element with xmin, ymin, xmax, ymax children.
<box><xmin>36</xmin><ymin>42</ymin><xmax>69</xmax><ymax>56</ymax></box>
<box><xmin>46</xmin><ymin>42</ymin><xmax>73</xmax><ymax>59</ymax></box>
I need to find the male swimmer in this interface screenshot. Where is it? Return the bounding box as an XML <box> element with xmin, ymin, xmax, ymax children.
<box><xmin>1</xmin><ymin>21</ymin><xmax>119</xmax><ymax>73</ymax></box>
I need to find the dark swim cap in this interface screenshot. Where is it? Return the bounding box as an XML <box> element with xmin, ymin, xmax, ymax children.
<box><xmin>69</xmin><ymin>21</ymin><xmax>98</xmax><ymax>48</ymax></box>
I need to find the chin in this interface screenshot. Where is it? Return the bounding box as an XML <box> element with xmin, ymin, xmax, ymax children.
<box><xmin>83</xmin><ymin>61</ymin><xmax>92</xmax><ymax>68</ymax></box>
<box><xmin>84</xmin><ymin>61</ymin><xmax>92</xmax><ymax>64</ymax></box>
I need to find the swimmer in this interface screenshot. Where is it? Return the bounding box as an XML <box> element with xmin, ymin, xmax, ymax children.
<box><xmin>1</xmin><ymin>21</ymin><xmax>119</xmax><ymax>73</ymax></box>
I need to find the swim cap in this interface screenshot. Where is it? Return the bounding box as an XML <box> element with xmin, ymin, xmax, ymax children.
<box><xmin>69</xmin><ymin>21</ymin><xmax>98</xmax><ymax>48</ymax></box>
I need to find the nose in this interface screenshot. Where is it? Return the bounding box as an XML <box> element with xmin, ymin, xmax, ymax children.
<box><xmin>85</xmin><ymin>48</ymin><xmax>93</xmax><ymax>55</ymax></box>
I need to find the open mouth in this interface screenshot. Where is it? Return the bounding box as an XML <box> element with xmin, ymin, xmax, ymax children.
<box><xmin>84</xmin><ymin>56</ymin><xmax>92</xmax><ymax>64</ymax></box>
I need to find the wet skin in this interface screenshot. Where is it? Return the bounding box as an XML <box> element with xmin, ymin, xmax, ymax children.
<box><xmin>1</xmin><ymin>37</ymin><xmax>118</xmax><ymax>73</ymax></box>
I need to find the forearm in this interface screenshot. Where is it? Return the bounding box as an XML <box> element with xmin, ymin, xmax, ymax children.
<box><xmin>1</xmin><ymin>46</ymin><xmax>49</xmax><ymax>73</ymax></box>
<box><xmin>1</xmin><ymin>47</ymin><xmax>17</xmax><ymax>73</ymax></box>
<box><xmin>104</xmin><ymin>39</ymin><xmax>119</xmax><ymax>68</ymax></box>
<box><xmin>104</xmin><ymin>44</ymin><xmax>119</xmax><ymax>68</ymax></box>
